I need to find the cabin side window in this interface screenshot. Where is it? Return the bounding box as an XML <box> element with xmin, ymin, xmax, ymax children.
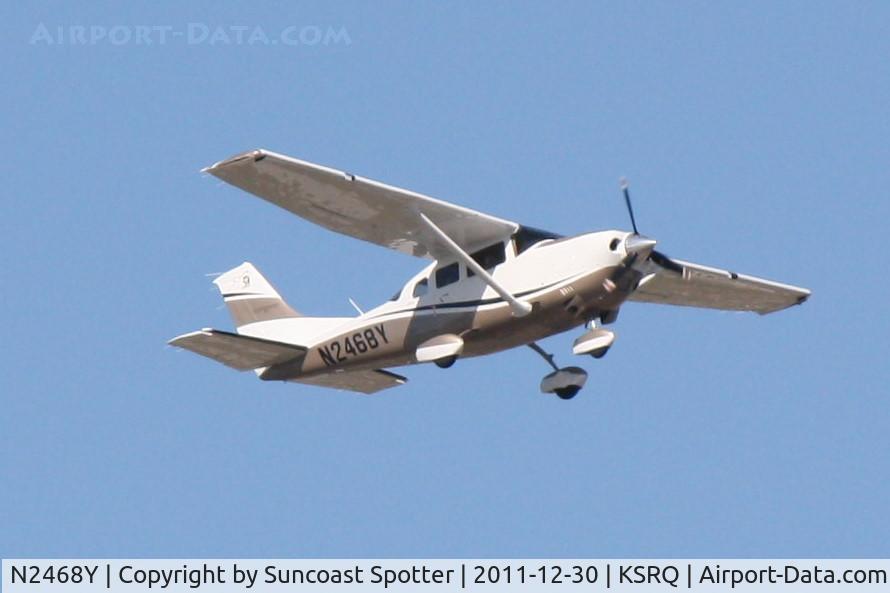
<box><xmin>435</xmin><ymin>262</ymin><xmax>460</xmax><ymax>288</ymax></box>
<box><xmin>466</xmin><ymin>242</ymin><xmax>506</xmax><ymax>277</ymax></box>
<box><xmin>412</xmin><ymin>277</ymin><xmax>429</xmax><ymax>297</ymax></box>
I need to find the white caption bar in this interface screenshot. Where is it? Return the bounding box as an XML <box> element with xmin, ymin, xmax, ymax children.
<box><xmin>2</xmin><ymin>559</ymin><xmax>889</xmax><ymax>592</ymax></box>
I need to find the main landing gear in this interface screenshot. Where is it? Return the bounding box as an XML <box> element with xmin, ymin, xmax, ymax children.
<box><xmin>434</xmin><ymin>356</ymin><xmax>457</xmax><ymax>369</ymax></box>
<box><xmin>572</xmin><ymin>319</ymin><xmax>616</xmax><ymax>359</ymax></box>
<box><xmin>528</xmin><ymin>342</ymin><xmax>588</xmax><ymax>400</ymax></box>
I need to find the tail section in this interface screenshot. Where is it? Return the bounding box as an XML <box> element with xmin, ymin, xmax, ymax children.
<box><xmin>213</xmin><ymin>262</ymin><xmax>300</xmax><ymax>328</ymax></box>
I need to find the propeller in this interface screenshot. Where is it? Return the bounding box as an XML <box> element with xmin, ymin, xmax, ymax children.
<box><xmin>620</xmin><ymin>178</ymin><xmax>639</xmax><ymax>234</ymax></box>
<box><xmin>619</xmin><ymin>178</ymin><xmax>684</xmax><ymax>274</ymax></box>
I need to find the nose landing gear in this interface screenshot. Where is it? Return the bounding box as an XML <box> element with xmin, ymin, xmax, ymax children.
<box><xmin>528</xmin><ymin>342</ymin><xmax>588</xmax><ymax>400</ymax></box>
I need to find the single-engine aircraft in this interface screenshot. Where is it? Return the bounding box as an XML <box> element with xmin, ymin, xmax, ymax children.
<box><xmin>170</xmin><ymin>149</ymin><xmax>810</xmax><ymax>399</ymax></box>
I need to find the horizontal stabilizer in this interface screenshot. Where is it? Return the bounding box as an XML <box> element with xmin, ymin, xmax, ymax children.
<box><xmin>293</xmin><ymin>368</ymin><xmax>407</xmax><ymax>394</ymax></box>
<box><xmin>169</xmin><ymin>328</ymin><xmax>306</xmax><ymax>371</ymax></box>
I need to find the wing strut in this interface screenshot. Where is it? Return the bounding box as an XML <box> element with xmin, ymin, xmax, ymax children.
<box><xmin>418</xmin><ymin>213</ymin><xmax>532</xmax><ymax>317</ymax></box>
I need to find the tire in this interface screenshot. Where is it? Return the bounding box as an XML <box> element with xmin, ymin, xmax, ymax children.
<box><xmin>434</xmin><ymin>356</ymin><xmax>457</xmax><ymax>369</ymax></box>
<box><xmin>554</xmin><ymin>386</ymin><xmax>581</xmax><ymax>400</ymax></box>
<box><xmin>591</xmin><ymin>346</ymin><xmax>610</xmax><ymax>359</ymax></box>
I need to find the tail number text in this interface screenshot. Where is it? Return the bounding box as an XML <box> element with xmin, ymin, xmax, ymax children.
<box><xmin>319</xmin><ymin>325</ymin><xmax>389</xmax><ymax>367</ymax></box>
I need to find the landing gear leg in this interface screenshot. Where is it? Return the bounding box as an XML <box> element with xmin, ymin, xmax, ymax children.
<box><xmin>527</xmin><ymin>342</ymin><xmax>587</xmax><ymax>400</ymax></box>
<box><xmin>527</xmin><ymin>342</ymin><xmax>559</xmax><ymax>372</ymax></box>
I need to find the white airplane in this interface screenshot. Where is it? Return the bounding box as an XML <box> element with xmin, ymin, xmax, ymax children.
<box><xmin>170</xmin><ymin>149</ymin><xmax>810</xmax><ymax>399</ymax></box>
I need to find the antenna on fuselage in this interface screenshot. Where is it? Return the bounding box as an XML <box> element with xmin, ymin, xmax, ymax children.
<box><xmin>348</xmin><ymin>297</ymin><xmax>365</xmax><ymax>316</ymax></box>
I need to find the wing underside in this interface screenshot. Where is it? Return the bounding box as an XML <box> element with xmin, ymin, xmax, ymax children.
<box><xmin>292</xmin><ymin>368</ymin><xmax>408</xmax><ymax>394</ymax></box>
<box><xmin>203</xmin><ymin>149</ymin><xmax>518</xmax><ymax>259</ymax></box>
<box><xmin>631</xmin><ymin>258</ymin><xmax>810</xmax><ymax>314</ymax></box>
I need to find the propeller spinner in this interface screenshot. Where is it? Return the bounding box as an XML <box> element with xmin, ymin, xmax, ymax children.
<box><xmin>619</xmin><ymin>178</ymin><xmax>683</xmax><ymax>273</ymax></box>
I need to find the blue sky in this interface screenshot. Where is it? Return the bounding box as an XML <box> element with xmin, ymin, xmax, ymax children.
<box><xmin>2</xmin><ymin>1</ymin><xmax>888</xmax><ymax>557</ymax></box>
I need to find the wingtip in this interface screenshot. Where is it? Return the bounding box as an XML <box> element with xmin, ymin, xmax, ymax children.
<box><xmin>168</xmin><ymin>328</ymin><xmax>214</xmax><ymax>346</ymax></box>
<box><xmin>202</xmin><ymin>149</ymin><xmax>267</xmax><ymax>175</ymax></box>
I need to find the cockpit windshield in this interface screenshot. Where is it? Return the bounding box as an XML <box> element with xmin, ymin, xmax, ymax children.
<box><xmin>513</xmin><ymin>225</ymin><xmax>563</xmax><ymax>255</ymax></box>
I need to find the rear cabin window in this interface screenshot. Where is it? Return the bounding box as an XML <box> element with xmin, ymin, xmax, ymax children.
<box><xmin>467</xmin><ymin>242</ymin><xmax>506</xmax><ymax>277</ymax></box>
<box><xmin>435</xmin><ymin>262</ymin><xmax>460</xmax><ymax>288</ymax></box>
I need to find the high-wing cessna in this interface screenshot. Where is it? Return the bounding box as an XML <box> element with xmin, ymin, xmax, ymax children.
<box><xmin>170</xmin><ymin>149</ymin><xmax>810</xmax><ymax>399</ymax></box>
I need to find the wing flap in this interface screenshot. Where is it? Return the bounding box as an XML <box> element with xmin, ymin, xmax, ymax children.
<box><xmin>204</xmin><ymin>149</ymin><xmax>518</xmax><ymax>259</ymax></box>
<box><xmin>631</xmin><ymin>259</ymin><xmax>810</xmax><ymax>314</ymax></box>
<box><xmin>292</xmin><ymin>368</ymin><xmax>407</xmax><ymax>394</ymax></box>
<box><xmin>169</xmin><ymin>328</ymin><xmax>306</xmax><ymax>371</ymax></box>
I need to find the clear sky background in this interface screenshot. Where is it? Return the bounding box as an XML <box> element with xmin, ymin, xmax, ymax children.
<box><xmin>2</xmin><ymin>2</ymin><xmax>888</xmax><ymax>558</ymax></box>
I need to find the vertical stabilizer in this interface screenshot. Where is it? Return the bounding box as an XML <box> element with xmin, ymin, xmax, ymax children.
<box><xmin>213</xmin><ymin>262</ymin><xmax>300</xmax><ymax>328</ymax></box>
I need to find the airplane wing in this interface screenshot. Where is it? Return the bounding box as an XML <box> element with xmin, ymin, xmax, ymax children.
<box><xmin>630</xmin><ymin>258</ymin><xmax>810</xmax><ymax>315</ymax></box>
<box><xmin>169</xmin><ymin>328</ymin><xmax>306</xmax><ymax>370</ymax></box>
<box><xmin>203</xmin><ymin>149</ymin><xmax>519</xmax><ymax>259</ymax></box>
<box><xmin>292</xmin><ymin>368</ymin><xmax>407</xmax><ymax>394</ymax></box>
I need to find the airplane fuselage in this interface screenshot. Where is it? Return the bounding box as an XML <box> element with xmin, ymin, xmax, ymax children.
<box><xmin>240</xmin><ymin>230</ymin><xmax>642</xmax><ymax>380</ymax></box>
